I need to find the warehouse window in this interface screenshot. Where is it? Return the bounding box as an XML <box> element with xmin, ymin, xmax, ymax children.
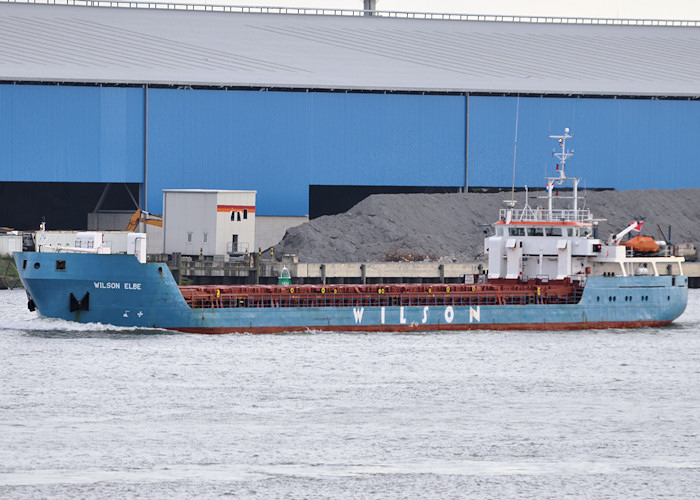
<box><xmin>243</xmin><ymin>209</ymin><xmax>248</xmax><ymax>219</ymax></box>
<box><xmin>187</xmin><ymin>232</ymin><xmax>193</xmax><ymax>243</ymax></box>
<box><xmin>203</xmin><ymin>233</ymin><xmax>208</xmax><ymax>243</ymax></box>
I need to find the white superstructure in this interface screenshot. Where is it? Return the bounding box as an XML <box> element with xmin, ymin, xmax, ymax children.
<box><xmin>486</xmin><ymin>129</ymin><xmax>684</xmax><ymax>282</ymax></box>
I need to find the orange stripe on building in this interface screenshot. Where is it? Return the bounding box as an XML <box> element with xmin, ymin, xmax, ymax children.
<box><xmin>217</xmin><ymin>205</ymin><xmax>256</xmax><ymax>213</ymax></box>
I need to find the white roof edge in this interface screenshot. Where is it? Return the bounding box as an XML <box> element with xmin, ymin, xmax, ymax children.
<box><xmin>4</xmin><ymin>77</ymin><xmax>698</xmax><ymax>99</ymax></box>
<box><xmin>3</xmin><ymin>0</ymin><xmax>699</xmax><ymax>27</ymax></box>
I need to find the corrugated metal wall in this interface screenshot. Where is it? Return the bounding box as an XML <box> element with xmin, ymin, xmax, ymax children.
<box><xmin>0</xmin><ymin>84</ymin><xmax>144</xmax><ymax>182</ymax></box>
<box><xmin>2</xmin><ymin>84</ymin><xmax>698</xmax><ymax>219</ymax></box>
<box><xmin>146</xmin><ymin>89</ymin><xmax>466</xmax><ymax>215</ymax></box>
<box><xmin>468</xmin><ymin>96</ymin><xmax>700</xmax><ymax>190</ymax></box>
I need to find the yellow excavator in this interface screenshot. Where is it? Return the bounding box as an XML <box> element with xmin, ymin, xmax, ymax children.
<box><xmin>124</xmin><ymin>209</ymin><xmax>163</xmax><ymax>232</ymax></box>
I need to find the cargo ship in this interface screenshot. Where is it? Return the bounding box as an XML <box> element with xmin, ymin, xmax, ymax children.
<box><xmin>13</xmin><ymin>130</ymin><xmax>688</xmax><ymax>333</ymax></box>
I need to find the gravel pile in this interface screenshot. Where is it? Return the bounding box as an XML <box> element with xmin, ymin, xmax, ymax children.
<box><xmin>275</xmin><ymin>189</ymin><xmax>700</xmax><ymax>263</ymax></box>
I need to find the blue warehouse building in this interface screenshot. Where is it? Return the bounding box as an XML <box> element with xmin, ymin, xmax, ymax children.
<box><xmin>1</xmin><ymin>1</ymin><xmax>699</xmax><ymax>232</ymax></box>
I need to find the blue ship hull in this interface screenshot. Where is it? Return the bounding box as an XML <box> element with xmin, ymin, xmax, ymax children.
<box><xmin>14</xmin><ymin>252</ymin><xmax>688</xmax><ymax>333</ymax></box>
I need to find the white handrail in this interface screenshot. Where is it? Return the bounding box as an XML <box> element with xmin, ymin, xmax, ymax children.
<box><xmin>499</xmin><ymin>208</ymin><xmax>592</xmax><ymax>223</ymax></box>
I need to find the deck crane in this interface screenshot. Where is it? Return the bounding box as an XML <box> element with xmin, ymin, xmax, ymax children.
<box><xmin>609</xmin><ymin>221</ymin><xmax>660</xmax><ymax>253</ymax></box>
<box><xmin>608</xmin><ymin>221</ymin><xmax>643</xmax><ymax>245</ymax></box>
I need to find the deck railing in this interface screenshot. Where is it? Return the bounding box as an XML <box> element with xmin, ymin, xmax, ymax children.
<box><xmin>181</xmin><ymin>288</ymin><xmax>584</xmax><ymax>309</ymax></box>
<box><xmin>500</xmin><ymin>208</ymin><xmax>592</xmax><ymax>223</ymax></box>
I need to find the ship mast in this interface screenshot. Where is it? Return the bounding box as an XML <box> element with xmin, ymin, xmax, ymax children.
<box><xmin>547</xmin><ymin>128</ymin><xmax>580</xmax><ymax>221</ymax></box>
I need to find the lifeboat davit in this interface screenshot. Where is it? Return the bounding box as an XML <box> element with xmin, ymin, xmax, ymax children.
<box><xmin>621</xmin><ymin>235</ymin><xmax>659</xmax><ymax>253</ymax></box>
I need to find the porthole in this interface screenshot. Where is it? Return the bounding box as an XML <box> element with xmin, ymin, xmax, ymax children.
<box><xmin>56</xmin><ymin>260</ymin><xmax>66</xmax><ymax>271</ymax></box>
<box><xmin>596</xmin><ymin>296</ymin><xmax>600</xmax><ymax>302</ymax></box>
<box><xmin>33</xmin><ymin>262</ymin><xmax>40</xmax><ymax>269</ymax></box>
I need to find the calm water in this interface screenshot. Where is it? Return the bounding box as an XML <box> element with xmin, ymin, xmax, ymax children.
<box><xmin>1</xmin><ymin>288</ymin><xmax>698</xmax><ymax>499</ymax></box>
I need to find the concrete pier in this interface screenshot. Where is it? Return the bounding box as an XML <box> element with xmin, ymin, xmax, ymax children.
<box><xmin>168</xmin><ymin>255</ymin><xmax>483</xmax><ymax>285</ymax></box>
<box><xmin>685</xmin><ymin>262</ymin><xmax>700</xmax><ymax>288</ymax></box>
<box><xmin>293</xmin><ymin>261</ymin><xmax>484</xmax><ymax>284</ymax></box>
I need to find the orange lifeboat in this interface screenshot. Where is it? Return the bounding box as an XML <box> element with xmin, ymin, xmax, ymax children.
<box><xmin>621</xmin><ymin>235</ymin><xmax>659</xmax><ymax>253</ymax></box>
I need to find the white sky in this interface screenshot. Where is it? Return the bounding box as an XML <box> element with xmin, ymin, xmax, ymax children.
<box><xmin>182</xmin><ymin>1</ymin><xmax>700</xmax><ymax>20</ymax></box>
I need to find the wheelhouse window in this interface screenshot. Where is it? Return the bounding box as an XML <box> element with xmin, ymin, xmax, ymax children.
<box><xmin>508</xmin><ymin>227</ymin><xmax>525</xmax><ymax>236</ymax></box>
<box><xmin>545</xmin><ymin>227</ymin><xmax>563</xmax><ymax>236</ymax></box>
<box><xmin>527</xmin><ymin>227</ymin><xmax>544</xmax><ymax>236</ymax></box>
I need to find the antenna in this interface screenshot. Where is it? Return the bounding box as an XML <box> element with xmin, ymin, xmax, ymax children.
<box><xmin>546</xmin><ymin>128</ymin><xmax>581</xmax><ymax>216</ymax></box>
<box><xmin>550</xmin><ymin>127</ymin><xmax>574</xmax><ymax>180</ymax></box>
<box><xmin>505</xmin><ymin>95</ymin><xmax>520</xmax><ymax>208</ymax></box>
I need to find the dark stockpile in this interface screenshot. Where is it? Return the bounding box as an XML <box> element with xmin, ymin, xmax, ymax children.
<box><xmin>275</xmin><ymin>189</ymin><xmax>700</xmax><ymax>263</ymax></box>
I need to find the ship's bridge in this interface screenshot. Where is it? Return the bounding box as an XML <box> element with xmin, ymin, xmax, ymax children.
<box><xmin>493</xmin><ymin>224</ymin><xmax>594</xmax><ymax>239</ymax></box>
